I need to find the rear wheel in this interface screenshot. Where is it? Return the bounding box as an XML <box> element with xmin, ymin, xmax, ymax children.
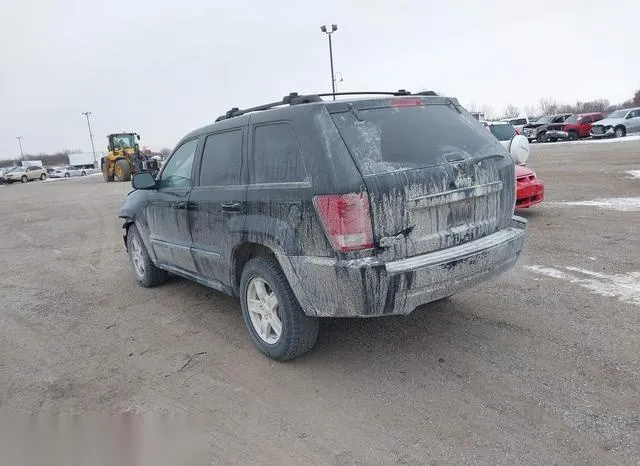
<box><xmin>81</xmin><ymin>171</ymin><xmax>86</xmax><ymax>176</ymax></box>
<box><xmin>114</xmin><ymin>159</ymin><xmax>131</xmax><ymax>182</ymax></box>
<box><xmin>40</xmin><ymin>173</ymin><xmax>46</xmax><ymax>180</ymax></box>
<box><xmin>127</xmin><ymin>224</ymin><xmax>168</xmax><ymax>287</ymax></box>
<box><xmin>21</xmin><ymin>175</ymin><xmax>28</xmax><ymax>183</ymax></box>
<box><xmin>64</xmin><ymin>172</ymin><xmax>70</xmax><ymax>178</ymax></box>
<box><xmin>550</xmin><ymin>137</ymin><xmax>558</xmax><ymax>142</ymax></box>
<box><xmin>240</xmin><ymin>257</ymin><xmax>319</xmax><ymax>361</ymax></box>
<box><xmin>614</xmin><ymin>126</ymin><xmax>626</xmax><ymax>138</ymax></box>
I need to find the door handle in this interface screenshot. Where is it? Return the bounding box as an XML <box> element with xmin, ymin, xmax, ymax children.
<box><xmin>221</xmin><ymin>202</ymin><xmax>242</xmax><ymax>212</ymax></box>
<box><xmin>174</xmin><ymin>201</ymin><xmax>187</xmax><ymax>210</ymax></box>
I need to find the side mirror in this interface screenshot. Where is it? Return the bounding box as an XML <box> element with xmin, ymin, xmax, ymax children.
<box><xmin>137</xmin><ymin>134</ymin><xmax>141</xmax><ymax>140</ymax></box>
<box><xmin>132</xmin><ymin>172</ymin><xmax>156</xmax><ymax>190</ymax></box>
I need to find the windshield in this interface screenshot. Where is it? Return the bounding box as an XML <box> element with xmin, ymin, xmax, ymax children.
<box><xmin>330</xmin><ymin>102</ymin><xmax>505</xmax><ymax>176</ymax></box>
<box><xmin>606</xmin><ymin>109</ymin><xmax>627</xmax><ymax>119</ymax></box>
<box><xmin>564</xmin><ymin>115</ymin><xmax>581</xmax><ymax>124</ymax></box>
<box><xmin>535</xmin><ymin>116</ymin><xmax>554</xmax><ymax>124</ymax></box>
<box><xmin>112</xmin><ymin>134</ymin><xmax>136</xmax><ymax>149</ymax></box>
<box><xmin>489</xmin><ymin>124</ymin><xmax>517</xmax><ymax>141</ymax></box>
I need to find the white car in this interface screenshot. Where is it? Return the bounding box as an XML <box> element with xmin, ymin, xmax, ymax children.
<box><xmin>49</xmin><ymin>166</ymin><xmax>88</xmax><ymax>178</ymax></box>
<box><xmin>3</xmin><ymin>165</ymin><xmax>47</xmax><ymax>183</ymax></box>
<box><xmin>501</xmin><ymin>117</ymin><xmax>529</xmax><ymax>134</ymax></box>
<box><xmin>480</xmin><ymin>121</ymin><xmax>530</xmax><ymax>165</ymax></box>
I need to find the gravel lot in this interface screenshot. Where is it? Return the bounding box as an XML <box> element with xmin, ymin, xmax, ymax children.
<box><xmin>1</xmin><ymin>140</ymin><xmax>639</xmax><ymax>464</ymax></box>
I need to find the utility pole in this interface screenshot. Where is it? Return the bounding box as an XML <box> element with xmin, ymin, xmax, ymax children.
<box><xmin>16</xmin><ymin>136</ymin><xmax>24</xmax><ymax>161</ymax></box>
<box><xmin>82</xmin><ymin>111</ymin><xmax>98</xmax><ymax>168</ymax></box>
<box><xmin>320</xmin><ymin>24</ymin><xmax>338</xmax><ymax>100</ymax></box>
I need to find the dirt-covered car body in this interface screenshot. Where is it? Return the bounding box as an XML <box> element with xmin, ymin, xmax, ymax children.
<box><xmin>119</xmin><ymin>93</ymin><xmax>527</xmax><ymax>320</ymax></box>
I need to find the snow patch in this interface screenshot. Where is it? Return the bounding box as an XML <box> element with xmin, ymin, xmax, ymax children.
<box><xmin>525</xmin><ymin>265</ymin><xmax>640</xmax><ymax>306</ymax></box>
<box><xmin>537</xmin><ymin>135</ymin><xmax>640</xmax><ymax>146</ymax></box>
<box><xmin>626</xmin><ymin>170</ymin><xmax>640</xmax><ymax>179</ymax></box>
<box><xmin>548</xmin><ymin>197</ymin><xmax>640</xmax><ymax>212</ymax></box>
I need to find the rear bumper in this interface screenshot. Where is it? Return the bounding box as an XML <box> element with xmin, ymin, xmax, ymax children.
<box><xmin>286</xmin><ymin>217</ymin><xmax>527</xmax><ymax>317</ymax></box>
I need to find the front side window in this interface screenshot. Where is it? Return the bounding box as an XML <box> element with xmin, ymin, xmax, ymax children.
<box><xmin>158</xmin><ymin>138</ymin><xmax>198</xmax><ymax>188</ymax></box>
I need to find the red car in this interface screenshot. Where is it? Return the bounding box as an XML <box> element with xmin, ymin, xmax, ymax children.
<box><xmin>546</xmin><ymin>112</ymin><xmax>605</xmax><ymax>141</ymax></box>
<box><xmin>515</xmin><ymin>165</ymin><xmax>544</xmax><ymax>208</ymax></box>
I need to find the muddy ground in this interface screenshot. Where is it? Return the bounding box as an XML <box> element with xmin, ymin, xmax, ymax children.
<box><xmin>1</xmin><ymin>139</ymin><xmax>639</xmax><ymax>465</ymax></box>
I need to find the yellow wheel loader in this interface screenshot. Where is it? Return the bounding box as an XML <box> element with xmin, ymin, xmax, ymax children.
<box><xmin>100</xmin><ymin>132</ymin><xmax>160</xmax><ymax>182</ymax></box>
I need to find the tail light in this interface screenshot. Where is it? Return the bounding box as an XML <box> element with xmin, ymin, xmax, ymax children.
<box><xmin>391</xmin><ymin>98</ymin><xmax>424</xmax><ymax>107</ymax></box>
<box><xmin>515</xmin><ymin>127</ymin><xmax>521</xmax><ymax>135</ymax></box>
<box><xmin>313</xmin><ymin>192</ymin><xmax>375</xmax><ymax>252</ymax></box>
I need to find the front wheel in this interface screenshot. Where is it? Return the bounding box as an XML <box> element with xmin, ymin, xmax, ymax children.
<box><xmin>40</xmin><ymin>173</ymin><xmax>47</xmax><ymax>180</ymax></box>
<box><xmin>81</xmin><ymin>171</ymin><xmax>86</xmax><ymax>176</ymax></box>
<box><xmin>568</xmin><ymin>131</ymin><xmax>578</xmax><ymax>141</ymax></box>
<box><xmin>240</xmin><ymin>257</ymin><xmax>319</xmax><ymax>361</ymax></box>
<box><xmin>64</xmin><ymin>172</ymin><xmax>70</xmax><ymax>178</ymax></box>
<box><xmin>126</xmin><ymin>224</ymin><xmax>168</xmax><ymax>287</ymax></box>
<box><xmin>114</xmin><ymin>159</ymin><xmax>131</xmax><ymax>182</ymax></box>
<box><xmin>614</xmin><ymin>126</ymin><xmax>626</xmax><ymax>138</ymax></box>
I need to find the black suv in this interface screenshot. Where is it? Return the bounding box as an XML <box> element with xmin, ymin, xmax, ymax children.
<box><xmin>119</xmin><ymin>91</ymin><xmax>527</xmax><ymax>361</ymax></box>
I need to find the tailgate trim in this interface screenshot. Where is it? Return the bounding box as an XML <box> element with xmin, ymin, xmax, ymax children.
<box><xmin>408</xmin><ymin>181</ymin><xmax>503</xmax><ymax>209</ymax></box>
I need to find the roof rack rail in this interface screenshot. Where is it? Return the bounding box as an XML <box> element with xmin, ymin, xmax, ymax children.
<box><xmin>214</xmin><ymin>89</ymin><xmax>436</xmax><ymax>121</ymax></box>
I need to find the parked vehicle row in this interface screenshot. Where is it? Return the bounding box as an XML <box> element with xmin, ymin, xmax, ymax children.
<box><xmin>520</xmin><ymin>107</ymin><xmax>640</xmax><ymax>143</ymax></box>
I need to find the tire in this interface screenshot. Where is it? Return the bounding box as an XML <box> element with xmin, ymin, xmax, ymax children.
<box><xmin>21</xmin><ymin>175</ymin><xmax>28</xmax><ymax>183</ymax></box>
<box><xmin>550</xmin><ymin>137</ymin><xmax>558</xmax><ymax>142</ymax></box>
<box><xmin>568</xmin><ymin>131</ymin><xmax>578</xmax><ymax>141</ymax></box>
<box><xmin>614</xmin><ymin>126</ymin><xmax>626</xmax><ymax>138</ymax></box>
<box><xmin>114</xmin><ymin>159</ymin><xmax>131</xmax><ymax>182</ymax></box>
<box><xmin>102</xmin><ymin>162</ymin><xmax>114</xmax><ymax>182</ymax></box>
<box><xmin>240</xmin><ymin>257</ymin><xmax>319</xmax><ymax>361</ymax></box>
<box><xmin>81</xmin><ymin>171</ymin><xmax>86</xmax><ymax>176</ymax></box>
<box><xmin>40</xmin><ymin>173</ymin><xmax>46</xmax><ymax>180</ymax></box>
<box><xmin>126</xmin><ymin>224</ymin><xmax>168</xmax><ymax>287</ymax></box>
<box><xmin>65</xmin><ymin>172</ymin><xmax>70</xmax><ymax>178</ymax></box>
<box><xmin>537</xmin><ymin>132</ymin><xmax>547</xmax><ymax>143</ymax></box>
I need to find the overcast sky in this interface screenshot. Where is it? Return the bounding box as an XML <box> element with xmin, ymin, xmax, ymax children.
<box><xmin>1</xmin><ymin>0</ymin><xmax>637</xmax><ymax>159</ymax></box>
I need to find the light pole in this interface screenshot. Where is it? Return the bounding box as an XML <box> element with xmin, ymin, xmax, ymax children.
<box><xmin>16</xmin><ymin>136</ymin><xmax>24</xmax><ymax>161</ymax></box>
<box><xmin>320</xmin><ymin>24</ymin><xmax>338</xmax><ymax>100</ymax></box>
<box><xmin>82</xmin><ymin>111</ymin><xmax>98</xmax><ymax>168</ymax></box>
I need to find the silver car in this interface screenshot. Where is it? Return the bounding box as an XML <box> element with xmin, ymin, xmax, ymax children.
<box><xmin>590</xmin><ymin>107</ymin><xmax>640</xmax><ymax>138</ymax></box>
<box><xmin>50</xmin><ymin>166</ymin><xmax>87</xmax><ymax>178</ymax></box>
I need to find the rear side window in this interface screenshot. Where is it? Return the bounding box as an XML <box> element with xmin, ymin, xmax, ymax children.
<box><xmin>489</xmin><ymin>124</ymin><xmax>516</xmax><ymax>141</ymax></box>
<box><xmin>593</xmin><ymin>114</ymin><xmax>604</xmax><ymax>122</ymax></box>
<box><xmin>252</xmin><ymin>123</ymin><xmax>307</xmax><ymax>184</ymax></box>
<box><xmin>509</xmin><ymin>118</ymin><xmax>527</xmax><ymax>126</ymax></box>
<box><xmin>582</xmin><ymin>116</ymin><xmax>593</xmax><ymax>124</ymax></box>
<box><xmin>331</xmin><ymin>103</ymin><xmax>505</xmax><ymax>176</ymax></box>
<box><xmin>199</xmin><ymin>130</ymin><xmax>243</xmax><ymax>186</ymax></box>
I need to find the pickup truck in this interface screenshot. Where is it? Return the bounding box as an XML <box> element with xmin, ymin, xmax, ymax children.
<box><xmin>545</xmin><ymin>112</ymin><xmax>605</xmax><ymax>141</ymax></box>
<box><xmin>522</xmin><ymin>114</ymin><xmax>573</xmax><ymax>143</ymax></box>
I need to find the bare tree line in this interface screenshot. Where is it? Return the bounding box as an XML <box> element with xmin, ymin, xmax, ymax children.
<box><xmin>469</xmin><ymin>88</ymin><xmax>640</xmax><ymax>120</ymax></box>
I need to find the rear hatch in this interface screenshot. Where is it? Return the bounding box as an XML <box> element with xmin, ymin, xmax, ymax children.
<box><xmin>329</xmin><ymin>97</ymin><xmax>516</xmax><ymax>262</ymax></box>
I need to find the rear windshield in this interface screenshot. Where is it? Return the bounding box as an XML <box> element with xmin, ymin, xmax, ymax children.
<box><xmin>331</xmin><ymin>103</ymin><xmax>505</xmax><ymax>176</ymax></box>
<box><xmin>489</xmin><ymin>124</ymin><xmax>516</xmax><ymax>141</ymax></box>
<box><xmin>508</xmin><ymin>118</ymin><xmax>527</xmax><ymax>126</ymax></box>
